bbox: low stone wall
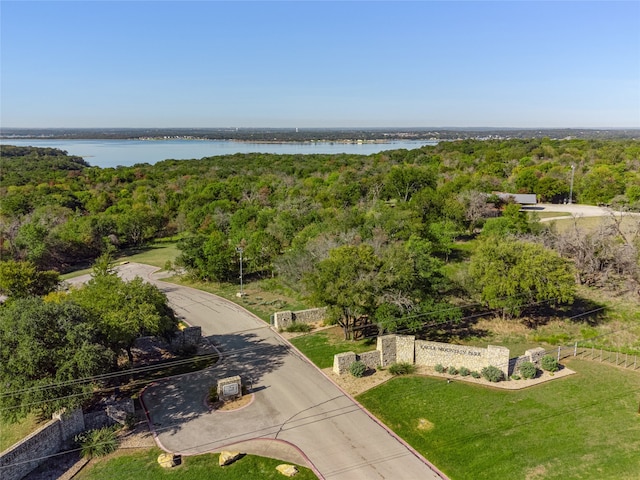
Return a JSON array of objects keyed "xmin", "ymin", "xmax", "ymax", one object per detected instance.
[
  {"xmin": 415, "ymin": 341, "xmax": 510, "ymax": 378},
  {"xmin": 358, "ymin": 351, "xmax": 382, "ymax": 371},
  {"xmin": 510, "ymin": 347, "xmax": 547, "ymax": 376},
  {"xmin": 169, "ymin": 326, "xmax": 202, "ymax": 350},
  {"xmin": 334, "ymin": 335, "xmax": 512, "ymax": 378},
  {"xmin": 333, "ymin": 350, "xmax": 382, "ymax": 375},
  {"xmin": 84, "ymin": 398, "xmax": 135, "ymax": 430},
  {"xmin": 273, "ymin": 307, "xmax": 327, "ymax": 330},
  {"xmin": 0, "ymin": 399, "xmax": 134, "ymax": 480}
]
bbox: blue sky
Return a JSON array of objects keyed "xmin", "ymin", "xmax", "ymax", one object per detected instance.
[{"xmin": 1, "ymin": 1, "xmax": 639, "ymax": 128}]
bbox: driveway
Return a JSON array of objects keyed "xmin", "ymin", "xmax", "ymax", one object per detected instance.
[
  {"xmin": 106, "ymin": 263, "xmax": 446, "ymax": 480},
  {"xmin": 523, "ymin": 202, "xmax": 638, "ymax": 222}
]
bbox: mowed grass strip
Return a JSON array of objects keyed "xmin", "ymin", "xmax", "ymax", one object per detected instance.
[
  {"xmin": 290, "ymin": 327, "xmax": 377, "ymax": 369},
  {"xmin": 357, "ymin": 359, "xmax": 640, "ymax": 480},
  {"xmin": 75, "ymin": 448, "xmax": 318, "ymax": 480}
]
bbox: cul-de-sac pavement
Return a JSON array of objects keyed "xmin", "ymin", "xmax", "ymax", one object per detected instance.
[{"xmin": 110, "ymin": 263, "xmax": 447, "ymax": 480}]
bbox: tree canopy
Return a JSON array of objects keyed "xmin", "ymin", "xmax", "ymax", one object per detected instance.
[
  {"xmin": 469, "ymin": 238, "xmax": 576, "ymax": 317},
  {"xmin": 0, "ymin": 297, "xmax": 114, "ymax": 422}
]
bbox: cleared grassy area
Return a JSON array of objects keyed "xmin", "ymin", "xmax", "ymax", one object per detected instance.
[
  {"xmin": 290, "ymin": 326, "xmax": 378, "ymax": 369},
  {"xmin": 531, "ymin": 211, "xmax": 572, "ymax": 219},
  {"xmin": 166, "ymin": 276, "xmax": 309, "ymax": 323},
  {"xmin": 549, "ymin": 214, "xmax": 639, "ymax": 233},
  {"xmin": 75, "ymin": 448, "xmax": 317, "ymax": 480},
  {"xmin": 0, "ymin": 413, "xmax": 46, "ymax": 452},
  {"xmin": 357, "ymin": 359, "xmax": 640, "ymax": 480},
  {"xmin": 119, "ymin": 243, "xmax": 180, "ymax": 268}
]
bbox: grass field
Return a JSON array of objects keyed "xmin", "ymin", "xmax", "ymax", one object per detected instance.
[
  {"xmin": 74, "ymin": 448, "xmax": 317, "ymax": 480},
  {"xmin": 290, "ymin": 327, "xmax": 378, "ymax": 369},
  {"xmin": 0, "ymin": 413, "xmax": 46, "ymax": 452},
  {"xmin": 167, "ymin": 276, "xmax": 309, "ymax": 323},
  {"xmin": 357, "ymin": 358, "xmax": 640, "ymax": 480}
]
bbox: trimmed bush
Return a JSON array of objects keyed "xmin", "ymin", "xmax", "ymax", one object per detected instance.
[
  {"xmin": 481, "ymin": 365, "xmax": 504, "ymax": 383},
  {"xmin": 284, "ymin": 322, "xmax": 312, "ymax": 333},
  {"xmin": 389, "ymin": 362, "xmax": 416, "ymax": 376},
  {"xmin": 519, "ymin": 361, "xmax": 538, "ymax": 379},
  {"xmin": 349, "ymin": 360, "xmax": 367, "ymax": 378},
  {"xmin": 511, "ymin": 374, "xmax": 521, "ymax": 380},
  {"xmin": 75, "ymin": 426, "xmax": 118, "ymax": 458},
  {"xmin": 434, "ymin": 364, "xmax": 445, "ymax": 373},
  {"xmin": 459, "ymin": 367, "xmax": 470, "ymax": 377},
  {"xmin": 447, "ymin": 366, "xmax": 458, "ymax": 375},
  {"xmin": 541, "ymin": 355, "xmax": 559, "ymax": 372},
  {"xmin": 471, "ymin": 371, "xmax": 481, "ymax": 379}
]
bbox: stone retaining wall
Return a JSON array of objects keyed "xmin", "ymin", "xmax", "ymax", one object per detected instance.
[
  {"xmin": 273, "ymin": 307, "xmax": 327, "ymax": 330},
  {"xmin": 0, "ymin": 399, "xmax": 134, "ymax": 480},
  {"xmin": 0, "ymin": 410, "xmax": 83, "ymax": 480},
  {"xmin": 333, "ymin": 350, "xmax": 382, "ymax": 375}
]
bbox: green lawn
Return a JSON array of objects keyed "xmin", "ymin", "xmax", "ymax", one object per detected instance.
[
  {"xmin": 290, "ymin": 327, "xmax": 378, "ymax": 369},
  {"xmin": 0, "ymin": 413, "xmax": 46, "ymax": 452},
  {"xmin": 75, "ymin": 448, "xmax": 317, "ymax": 480},
  {"xmin": 357, "ymin": 359, "xmax": 640, "ymax": 480}
]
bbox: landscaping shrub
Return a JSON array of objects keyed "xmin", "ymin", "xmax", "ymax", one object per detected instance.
[
  {"xmin": 208, "ymin": 386, "xmax": 218, "ymax": 404},
  {"xmin": 511, "ymin": 374, "xmax": 521, "ymax": 380},
  {"xmin": 284, "ymin": 322, "xmax": 312, "ymax": 333},
  {"xmin": 459, "ymin": 367, "xmax": 470, "ymax": 377},
  {"xmin": 541, "ymin": 355, "xmax": 559, "ymax": 372},
  {"xmin": 75, "ymin": 426, "xmax": 118, "ymax": 458},
  {"xmin": 389, "ymin": 362, "xmax": 416, "ymax": 376},
  {"xmin": 481, "ymin": 365, "xmax": 504, "ymax": 382},
  {"xmin": 518, "ymin": 361, "xmax": 538, "ymax": 379},
  {"xmin": 434, "ymin": 364, "xmax": 445, "ymax": 373},
  {"xmin": 447, "ymin": 366, "xmax": 458, "ymax": 375},
  {"xmin": 471, "ymin": 371, "xmax": 481, "ymax": 378},
  {"xmin": 349, "ymin": 360, "xmax": 367, "ymax": 378}
]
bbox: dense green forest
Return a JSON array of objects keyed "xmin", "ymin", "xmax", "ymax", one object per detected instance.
[
  {"xmin": 1, "ymin": 138, "xmax": 639, "ymax": 419},
  {"xmin": 1, "ymin": 139, "xmax": 638, "ymax": 271}
]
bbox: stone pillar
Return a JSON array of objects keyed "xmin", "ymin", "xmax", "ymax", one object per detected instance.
[
  {"xmin": 333, "ymin": 352, "xmax": 357, "ymax": 375},
  {"xmin": 377, "ymin": 335, "xmax": 397, "ymax": 367}
]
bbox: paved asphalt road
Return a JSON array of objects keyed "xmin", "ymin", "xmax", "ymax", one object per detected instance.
[{"xmin": 74, "ymin": 264, "xmax": 446, "ymax": 480}]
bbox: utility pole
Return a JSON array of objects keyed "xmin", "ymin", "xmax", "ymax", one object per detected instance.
[
  {"xmin": 569, "ymin": 164, "xmax": 575, "ymax": 204},
  {"xmin": 236, "ymin": 246, "xmax": 244, "ymax": 296}
]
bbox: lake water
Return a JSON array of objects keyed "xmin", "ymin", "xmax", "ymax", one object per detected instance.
[{"xmin": 1, "ymin": 138, "xmax": 437, "ymax": 169}]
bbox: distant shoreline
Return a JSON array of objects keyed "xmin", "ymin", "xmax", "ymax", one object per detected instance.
[{"xmin": 2, "ymin": 127, "xmax": 638, "ymax": 142}]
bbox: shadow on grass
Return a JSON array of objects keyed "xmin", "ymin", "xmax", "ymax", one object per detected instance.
[
  {"xmin": 520, "ymin": 295, "xmax": 607, "ymax": 328},
  {"xmin": 419, "ymin": 316, "xmax": 490, "ymax": 343}
]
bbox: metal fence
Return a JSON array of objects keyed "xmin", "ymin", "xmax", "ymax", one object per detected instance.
[{"xmin": 548, "ymin": 344, "xmax": 640, "ymax": 371}]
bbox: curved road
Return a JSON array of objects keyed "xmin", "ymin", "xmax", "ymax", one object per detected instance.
[{"xmin": 103, "ymin": 264, "xmax": 446, "ymax": 480}]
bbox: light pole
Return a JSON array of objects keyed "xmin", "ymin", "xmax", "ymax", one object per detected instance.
[
  {"xmin": 236, "ymin": 246, "xmax": 244, "ymax": 296},
  {"xmin": 569, "ymin": 164, "xmax": 575, "ymax": 204}
]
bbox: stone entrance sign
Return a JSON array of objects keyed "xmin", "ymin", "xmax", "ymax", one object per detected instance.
[
  {"xmin": 217, "ymin": 376, "xmax": 242, "ymax": 401},
  {"xmin": 334, "ymin": 334, "xmax": 511, "ymax": 378}
]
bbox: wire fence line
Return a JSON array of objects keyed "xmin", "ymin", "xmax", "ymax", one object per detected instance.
[{"xmin": 547, "ymin": 343, "xmax": 640, "ymax": 371}]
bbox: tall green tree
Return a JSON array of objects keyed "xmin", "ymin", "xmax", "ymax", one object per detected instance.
[
  {"xmin": 305, "ymin": 245, "xmax": 381, "ymax": 339},
  {"xmin": 0, "ymin": 259, "xmax": 59, "ymax": 298},
  {"xmin": 469, "ymin": 239, "xmax": 575, "ymax": 317},
  {"xmin": 0, "ymin": 298, "xmax": 114, "ymax": 422},
  {"xmin": 177, "ymin": 231, "xmax": 234, "ymax": 281},
  {"xmin": 69, "ymin": 274, "xmax": 176, "ymax": 363}
]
